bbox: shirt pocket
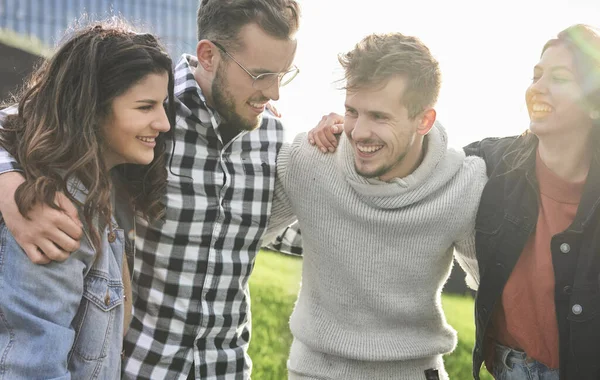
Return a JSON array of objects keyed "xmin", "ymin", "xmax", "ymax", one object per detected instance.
[
  {"xmin": 567, "ymin": 290, "xmax": 600, "ymax": 371},
  {"xmin": 70, "ymin": 272, "xmax": 123, "ymax": 361}
]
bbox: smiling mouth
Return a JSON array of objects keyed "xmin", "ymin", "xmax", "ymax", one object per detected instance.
[
  {"xmin": 356, "ymin": 143, "xmax": 384, "ymax": 154},
  {"xmin": 137, "ymin": 136, "xmax": 156, "ymax": 143},
  {"xmin": 248, "ymin": 102, "xmax": 267, "ymax": 112},
  {"xmin": 530, "ymin": 102, "xmax": 553, "ymax": 119}
]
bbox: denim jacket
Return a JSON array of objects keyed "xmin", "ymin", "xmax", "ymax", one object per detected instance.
[
  {"xmin": 465, "ymin": 136, "xmax": 600, "ymax": 380},
  {"xmin": 0, "ymin": 178, "xmax": 126, "ymax": 380}
]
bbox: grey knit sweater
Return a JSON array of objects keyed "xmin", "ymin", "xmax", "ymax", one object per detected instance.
[{"xmin": 266, "ymin": 122, "xmax": 487, "ymax": 379}]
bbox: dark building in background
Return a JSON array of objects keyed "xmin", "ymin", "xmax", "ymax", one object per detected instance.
[
  {"xmin": 0, "ymin": 0, "xmax": 198, "ymax": 58},
  {"xmin": 0, "ymin": 43, "xmax": 40, "ymax": 100}
]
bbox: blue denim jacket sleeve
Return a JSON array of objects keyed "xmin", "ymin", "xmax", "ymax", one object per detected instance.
[
  {"xmin": 0, "ymin": 106, "xmax": 23, "ymax": 174},
  {"xmin": 0, "ymin": 222, "xmax": 96, "ymax": 380}
]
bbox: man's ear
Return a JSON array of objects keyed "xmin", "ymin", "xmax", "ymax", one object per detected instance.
[
  {"xmin": 416, "ymin": 108, "xmax": 436, "ymax": 136},
  {"xmin": 196, "ymin": 40, "xmax": 219, "ymax": 72}
]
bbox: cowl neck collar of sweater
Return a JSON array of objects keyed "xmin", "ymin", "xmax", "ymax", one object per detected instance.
[{"xmin": 336, "ymin": 121, "xmax": 464, "ymax": 209}]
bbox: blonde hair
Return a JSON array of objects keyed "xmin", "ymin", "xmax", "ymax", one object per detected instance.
[{"xmin": 338, "ymin": 33, "xmax": 441, "ymax": 119}]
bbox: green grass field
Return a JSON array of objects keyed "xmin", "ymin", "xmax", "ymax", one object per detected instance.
[{"xmin": 248, "ymin": 249, "xmax": 493, "ymax": 380}]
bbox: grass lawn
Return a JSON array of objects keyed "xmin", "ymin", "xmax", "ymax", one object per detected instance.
[{"xmin": 249, "ymin": 249, "xmax": 493, "ymax": 379}]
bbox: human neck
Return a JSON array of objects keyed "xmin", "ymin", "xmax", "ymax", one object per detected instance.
[
  {"xmin": 537, "ymin": 131, "xmax": 592, "ymax": 183},
  {"xmin": 379, "ymin": 136, "xmax": 426, "ymax": 182},
  {"xmin": 192, "ymin": 63, "xmax": 215, "ymax": 108}
]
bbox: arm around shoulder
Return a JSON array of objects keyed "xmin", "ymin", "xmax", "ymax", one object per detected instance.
[
  {"xmin": 463, "ymin": 136, "xmax": 519, "ymax": 176},
  {"xmin": 263, "ymin": 142, "xmax": 297, "ymax": 244},
  {"xmin": 453, "ymin": 156, "xmax": 488, "ymax": 290}
]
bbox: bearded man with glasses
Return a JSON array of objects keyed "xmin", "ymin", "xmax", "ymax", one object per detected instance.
[{"xmin": 208, "ymin": 40, "xmax": 299, "ymax": 142}]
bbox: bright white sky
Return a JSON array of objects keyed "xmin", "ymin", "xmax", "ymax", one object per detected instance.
[{"xmin": 275, "ymin": 0, "xmax": 600, "ymax": 148}]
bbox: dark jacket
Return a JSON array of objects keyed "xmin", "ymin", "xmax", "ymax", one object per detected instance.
[{"xmin": 464, "ymin": 135, "xmax": 600, "ymax": 380}]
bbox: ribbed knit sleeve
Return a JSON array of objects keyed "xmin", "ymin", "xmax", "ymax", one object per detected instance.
[
  {"xmin": 262, "ymin": 142, "xmax": 297, "ymax": 244},
  {"xmin": 453, "ymin": 156, "xmax": 487, "ymax": 290}
]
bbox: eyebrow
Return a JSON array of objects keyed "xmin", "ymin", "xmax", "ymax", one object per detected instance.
[
  {"xmin": 534, "ymin": 65, "xmax": 574, "ymax": 74},
  {"xmin": 369, "ymin": 110, "xmax": 393, "ymax": 119},
  {"xmin": 344, "ymin": 105, "xmax": 393, "ymax": 118},
  {"xmin": 135, "ymin": 99, "xmax": 159, "ymax": 104}
]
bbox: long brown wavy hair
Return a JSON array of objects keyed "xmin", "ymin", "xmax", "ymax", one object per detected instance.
[
  {"xmin": 504, "ymin": 24, "xmax": 600, "ymax": 172},
  {"xmin": 0, "ymin": 18, "xmax": 176, "ymax": 248}
]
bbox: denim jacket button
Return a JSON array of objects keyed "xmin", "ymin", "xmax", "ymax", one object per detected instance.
[
  {"xmin": 108, "ymin": 231, "xmax": 116, "ymax": 243},
  {"xmin": 560, "ymin": 243, "xmax": 571, "ymax": 254},
  {"xmin": 572, "ymin": 304, "xmax": 583, "ymax": 315},
  {"xmin": 104, "ymin": 290, "xmax": 111, "ymax": 306}
]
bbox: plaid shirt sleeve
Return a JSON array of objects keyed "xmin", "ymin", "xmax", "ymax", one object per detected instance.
[{"xmin": 0, "ymin": 106, "xmax": 23, "ymax": 174}]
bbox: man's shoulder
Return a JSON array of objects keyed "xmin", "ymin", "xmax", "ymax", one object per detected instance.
[
  {"xmin": 289, "ymin": 132, "xmax": 336, "ymax": 162},
  {"xmin": 441, "ymin": 146, "xmax": 486, "ymax": 184},
  {"xmin": 278, "ymin": 132, "xmax": 335, "ymax": 172},
  {"xmin": 461, "ymin": 154, "xmax": 488, "ymax": 184}
]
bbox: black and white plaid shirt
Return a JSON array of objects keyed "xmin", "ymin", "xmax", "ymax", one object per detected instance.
[{"xmin": 121, "ymin": 54, "xmax": 285, "ymax": 379}]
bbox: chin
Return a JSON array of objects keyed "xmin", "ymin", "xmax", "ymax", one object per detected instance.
[
  {"xmin": 240, "ymin": 115, "xmax": 263, "ymax": 132},
  {"xmin": 354, "ymin": 163, "xmax": 378, "ymax": 179},
  {"xmin": 131, "ymin": 155, "xmax": 155, "ymax": 166},
  {"xmin": 529, "ymin": 120, "xmax": 556, "ymax": 137}
]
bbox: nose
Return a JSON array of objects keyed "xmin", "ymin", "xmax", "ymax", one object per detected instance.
[
  {"xmin": 350, "ymin": 116, "xmax": 371, "ymax": 141},
  {"xmin": 528, "ymin": 75, "xmax": 549, "ymax": 96},
  {"xmin": 153, "ymin": 107, "xmax": 171, "ymax": 133},
  {"xmin": 261, "ymin": 81, "xmax": 281, "ymax": 101}
]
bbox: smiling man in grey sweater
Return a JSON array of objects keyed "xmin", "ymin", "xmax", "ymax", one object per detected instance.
[{"xmin": 265, "ymin": 33, "xmax": 487, "ymax": 379}]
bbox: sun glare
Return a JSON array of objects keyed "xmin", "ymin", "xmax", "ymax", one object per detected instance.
[{"xmin": 277, "ymin": 0, "xmax": 600, "ymax": 148}]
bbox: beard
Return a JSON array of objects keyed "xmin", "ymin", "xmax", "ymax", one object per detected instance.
[
  {"xmin": 211, "ymin": 65, "xmax": 264, "ymax": 136},
  {"xmin": 354, "ymin": 152, "xmax": 408, "ymax": 179},
  {"xmin": 352, "ymin": 132, "xmax": 415, "ymax": 180}
]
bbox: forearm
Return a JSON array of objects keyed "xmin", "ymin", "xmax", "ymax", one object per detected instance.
[
  {"xmin": 454, "ymin": 233, "xmax": 480, "ymax": 290},
  {"xmin": 262, "ymin": 175, "xmax": 297, "ymax": 244}
]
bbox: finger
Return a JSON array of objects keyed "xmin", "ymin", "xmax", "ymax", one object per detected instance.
[
  {"xmin": 308, "ymin": 131, "xmax": 315, "ymax": 145},
  {"xmin": 329, "ymin": 112, "xmax": 345, "ymax": 122},
  {"xmin": 313, "ymin": 131, "xmax": 333, "ymax": 153},
  {"xmin": 46, "ymin": 227, "xmax": 81, "ymax": 253},
  {"xmin": 22, "ymin": 244, "xmax": 51, "ymax": 264},
  {"xmin": 324, "ymin": 126, "xmax": 342, "ymax": 149},
  {"xmin": 52, "ymin": 210, "xmax": 84, "ymax": 241},
  {"xmin": 331, "ymin": 123, "xmax": 344, "ymax": 135},
  {"xmin": 266, "ymin": 103, "xmax": 281, "ymax": 117},
  {"xmin": 37, "ymin": 239, "xmax": 70, "ymax": 262},
  {"xmin": 56, "ymin": 192, "xmax": 83, "ymax": 228}
]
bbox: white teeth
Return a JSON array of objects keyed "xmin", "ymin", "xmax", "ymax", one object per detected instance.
[
  {"xmin": 249, "ymin": 102, "xmax": 267, "ymax": 109},
  {"xmin": 137, "ymin": 137, "xmax": 155, "ymax": 143},
  {"xmin": 357, "ymin": 144, "xmax": 383, "ymax": 153},
  {"xmin": 532, "ymin": 103, "xmax": 552, "ymax": 112}
]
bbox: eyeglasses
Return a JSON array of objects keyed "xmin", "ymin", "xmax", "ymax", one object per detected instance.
[{"xmin": 211, "ymin": 41, "xmax": 299, "ymax": 90}]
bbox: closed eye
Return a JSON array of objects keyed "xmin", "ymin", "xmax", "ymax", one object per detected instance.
[
  {"xmin": 370, "ymin": 112, "xmax": 388, "ymax": 121},
  {"xmin": 345, "ymin": 108, "xmax": 358, "ymax": 118}
]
